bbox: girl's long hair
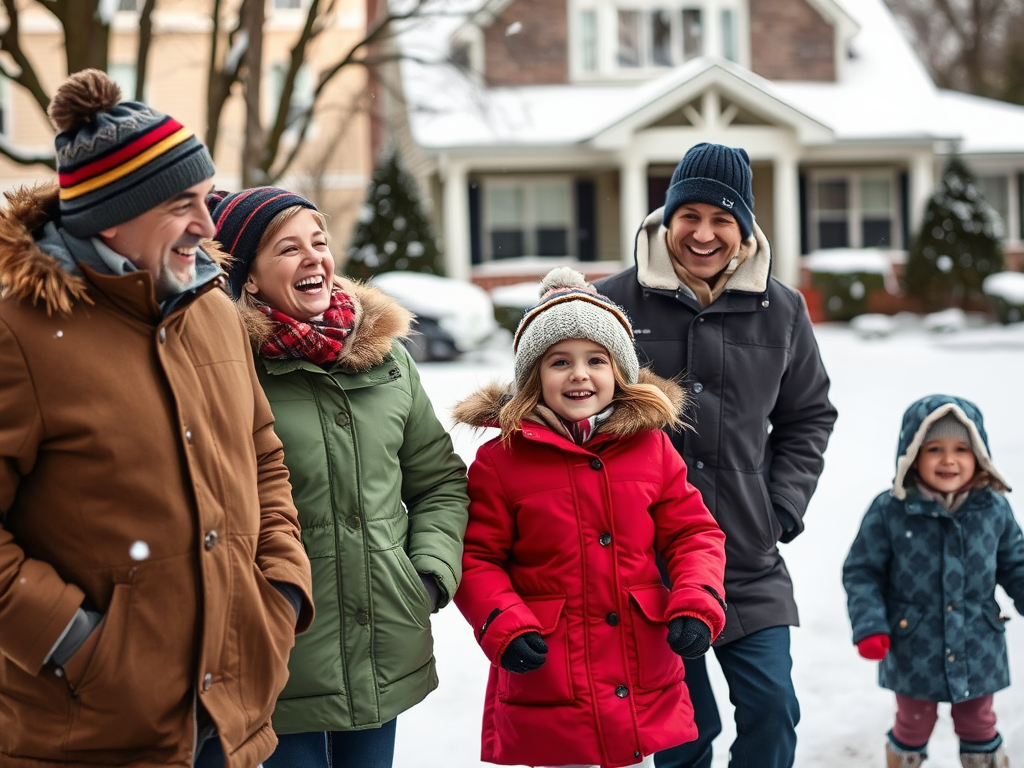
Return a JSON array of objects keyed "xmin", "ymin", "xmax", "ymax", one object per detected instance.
[{"xmin": 497, "ymin": 352, "xmax": 685, "ymax": 440}]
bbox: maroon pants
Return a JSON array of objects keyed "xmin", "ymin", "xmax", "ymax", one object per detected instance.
[{"xmin": 892, "ymin": 694, "xmax": 998, "ymax": 747}]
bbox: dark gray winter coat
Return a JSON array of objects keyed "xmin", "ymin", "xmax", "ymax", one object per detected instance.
[
  {"xmin": 597, "ymin": 209, "xmax": 837, "ymax": 645},
  {"xmin": 843, "ymin": 394, "xmax": 1023, "ymax": 703}
]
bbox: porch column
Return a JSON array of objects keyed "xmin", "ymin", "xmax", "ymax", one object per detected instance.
[
  {"xmin": 908, "ymin": 150, "xmax": 935, "ymax": 240},
  {"xmin": 771, "ymin": 151, "xmax": 800, "ymax": 287},
  {"xmin": 619, "ymin": 156, "xmax": 647, "ymax": 264},
  {"xmin": 440, "ymin": 157, "xmax": 470, "ymax": 282}
]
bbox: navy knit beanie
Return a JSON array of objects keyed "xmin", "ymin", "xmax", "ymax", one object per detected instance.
[
  {"xmin": 209, "ymin": 186, "xmax": 318, "ymax": 300},
  {"xmin": 662, "ymin": 142, "xmax": 754, "ymax": 240}
]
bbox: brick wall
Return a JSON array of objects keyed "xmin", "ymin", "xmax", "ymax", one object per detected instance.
[
  {"xmin": 484, "ymin": 0, "xmax": 569, "ymax": 86},
  {"xmin": 750, "ymin": 0, "xmax": 835, "ymax": 82}
]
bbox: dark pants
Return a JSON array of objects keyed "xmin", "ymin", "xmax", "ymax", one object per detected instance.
[
  {"xmin": 263, "ymin": 719, "xmax": 398, "ymax": 768},
  {"xmin": 655, "ymin": 626, "xmax": 799, "ymax": 768}
]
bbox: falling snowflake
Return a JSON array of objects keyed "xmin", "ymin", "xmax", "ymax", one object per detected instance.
[{"xmin": 130, "ymin": 541, "xmax": 151, "ymax": 561}]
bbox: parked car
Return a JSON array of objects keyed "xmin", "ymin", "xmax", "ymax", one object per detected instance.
[{"xmin": 370, "ymin": 271, "xmax": 498, "ymax": 362}]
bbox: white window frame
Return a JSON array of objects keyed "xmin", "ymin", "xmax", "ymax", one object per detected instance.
[
  {"xmin": 976, "ymin": 174, "xmax": 1011, "ymax": 240},
  {"xmin": 267, "ymin": 61, "xmax": 316, "ymax": 141},
  {"xmin": 807, "ymin": 169, "xmax": 902, "ymax": 251},
  {"xmin": 108, "ymin": 62, "xmax": 141, "ymax": 102},
  {"xmin": 568, "ymin": 0, "xmax": 747, "ymax": 81},
  {"xmin": 481, "ymin": 177, "xmax": 576, "ymax": 261}
]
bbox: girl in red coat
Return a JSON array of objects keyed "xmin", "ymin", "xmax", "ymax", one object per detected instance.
[{"xmin": 452, "ymin": 267, "xmax": 727, "ymax": 768}]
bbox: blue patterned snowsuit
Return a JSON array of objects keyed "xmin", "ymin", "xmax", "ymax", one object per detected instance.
[{"xmin": 843, "ymin": 394, "xmax": 1024, "ymax": 703}]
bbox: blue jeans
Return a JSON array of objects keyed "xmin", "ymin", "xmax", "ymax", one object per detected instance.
[
  {"xmin": 655, "ymin": 626, "xmax": 799, "ymax": 768},
  {"xmin": 192, "ymin": 736, "xmax": 264, "ymax": 768},
  {"xmin": 263, "ymin": 719, "xmax": 397, "ymax": 768}
]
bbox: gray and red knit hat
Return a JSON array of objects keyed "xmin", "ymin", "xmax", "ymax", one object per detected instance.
[
  {"xmin": 209, "ymin": 186, "xmax": 318, "ymax": 300},
  {"xmin": 513, "ymin": 267, "xmax": 639, "ymax": 390},
  {"xmin": 49, "ymin": 69, "xmax": 215, "ymax": 238}
]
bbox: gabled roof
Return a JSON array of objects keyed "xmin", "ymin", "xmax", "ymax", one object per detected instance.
[
  {"xmin": 587, "ymin": 58, "xmax": 833, "ymax": 149},
  {"xmin": 395, "ymin": 0, "xmax": 1024, "ymax": 156}
]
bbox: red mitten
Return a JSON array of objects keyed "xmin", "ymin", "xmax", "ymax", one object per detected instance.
[{"xmin": 856, "ymin": 634, "xmax": 890, "ymax": 660}]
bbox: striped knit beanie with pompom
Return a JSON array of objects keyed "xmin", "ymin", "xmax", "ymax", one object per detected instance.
[
  {"xmin": 513, "ymin": 266, "xmax": 639, "ymax": 390},
  {"xmin": 49, "ymin": 69, "xmax": 215, "ymax": 238}
]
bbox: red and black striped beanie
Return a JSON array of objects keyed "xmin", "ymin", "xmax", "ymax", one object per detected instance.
[
  {"xmin": 49, "ymin": 69, "xmax": 215, "ymax": 238},
  {"xmin": 209, "ymin": 186, "xmax": 318, "ymax": 300}
]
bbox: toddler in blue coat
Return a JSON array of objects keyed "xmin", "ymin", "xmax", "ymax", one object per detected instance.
[{"xmin": 843, "ymin": 394, "xmax": 1023, "ymax": 768}]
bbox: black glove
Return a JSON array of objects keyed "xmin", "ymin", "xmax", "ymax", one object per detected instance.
[
  {"xmin": 500, "ymin": 631, "xmax": 548, "ymax": 673},
  {"xmin": 667, "ymin": 616, "xmax": 712, "ymax": 659}
]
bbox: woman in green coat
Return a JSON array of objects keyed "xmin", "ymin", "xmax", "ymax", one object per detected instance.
[{"xmin": 209, "ymin": 187, "xmax": 469, "ymax": 768}]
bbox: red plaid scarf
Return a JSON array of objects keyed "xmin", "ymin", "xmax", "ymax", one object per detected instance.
[{"xmin": 257, "ymin": 287, "xmax": 357, "ymax": 364}]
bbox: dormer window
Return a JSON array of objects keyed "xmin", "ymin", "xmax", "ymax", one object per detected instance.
[{"xmin": 571, "ymin": 0, "xmax": 744, "ymax": 79}]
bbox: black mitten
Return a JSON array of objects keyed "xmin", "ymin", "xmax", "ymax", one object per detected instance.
[
  {"xmin": 500, "ymin": 631, "xmax": 548, "ymax": 673},
  {"xmin": 667, "ymin": 616, "xmax": 712, "ymax": 659}
]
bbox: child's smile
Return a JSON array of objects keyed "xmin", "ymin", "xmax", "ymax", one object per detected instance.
[
  {"xmin": 539, "ymin": 339, "xmax": 616, "ymax": 423},
  {"xmin": 914, "ymin": 436, "xmax": 977, "ymax": 494}
]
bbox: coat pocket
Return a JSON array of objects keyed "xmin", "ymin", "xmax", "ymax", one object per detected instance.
[
  {"xmin": 498, "ymin": 596, "xmax": 574, "ymax": 705},
  {"xmin": 370, "ymin": 546, "xmax": 434, "ymax": 685},
  {"xmin": 63, "ymin": 582, "xmax": 170, "ymax": 752},
  {"xmin": 629, "ymin": 585, "xmax": 685, "ymax": 691}
]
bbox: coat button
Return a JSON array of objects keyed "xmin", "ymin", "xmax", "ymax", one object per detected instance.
[
  {"xmin": 158, "ymin": 327, "xmax": 167, "ymax": 343},
  {"xmin": 599, "ymin": 533, "xmax": 612, "ymax": 547},
  {"xmin": 693, "ymin": 383, "xmax": 703, "ymax": 393},
  {"xmin": 590, "ymin": 458, "xmax": 603, "ymax": 470},
  {"xmin": 204, "ymin": 530, "xmax": 218, "ymax": 550},
  {"xmin": 947, "ymin": 603, "xmax": 954, "ymax": 612},
  {"xmin": 634, "ymin": 752, "xmax": 641, "ymax": 759},
  {"xmin": 335, "ymin": 412, "xmax": 350, "ymax": 427},
  {"xmin": 898, "ymin": 618, "xmax": 908, "ymax": 629},
  {"xmin": 348, "ymin": 515, "xmax": 361, "ymax": 530},
  {"xmin": 606, "ymin": 612, "xmax": 619, "ymax": 626},
  {"xmin": 355, "ymin": 610, "xmax": 369, "ymax": 625},
  {"xmin": 185, "ymin": 429, "xmax": 193, "ymax": 444},
  {"xmin": 615, "ymin": 685, "xmax": 629, "ymax": 698},
  {"xmin": 948, "ymin": 654, "xmax": 956, "ymax": 662},
  {"xmin": 695, "ymin": 461, "xmax": 704, "ymax": 469},
  {"xmin": 202, "ymin": 673, "xmax": 212, "ymax": 692}
]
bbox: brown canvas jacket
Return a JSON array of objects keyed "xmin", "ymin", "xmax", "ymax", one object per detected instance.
[{"xmin": 0, "ymin": 184, "xmax": 313, "ymax": 768}]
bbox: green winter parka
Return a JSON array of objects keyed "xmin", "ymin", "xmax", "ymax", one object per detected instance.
[{"xmin": 242, "ymin": 278, "xmax": 469, "ymax": 733}]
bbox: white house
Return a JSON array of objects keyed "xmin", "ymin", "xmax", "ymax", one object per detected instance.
[{"xmin": 393, "ymin": 0, "xmax": 1024, "ymax": 289}]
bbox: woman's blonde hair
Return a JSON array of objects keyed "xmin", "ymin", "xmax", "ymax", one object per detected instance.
[{"xmin": 497, "ymin": 350, "xmax": 684, "ymax": 439}]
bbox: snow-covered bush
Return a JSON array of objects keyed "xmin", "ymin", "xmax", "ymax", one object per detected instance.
[
  {"xmin": 804, "ymin": 249, "xmax": 890, "ymax": 321},
  {"xmin": 983, "ymin": 270, "xmax": 1024, "ymax": 323},
  {"xmin": 904, "ymin": 155, "xmax": 1004, "ymax": 310},
  {"xmin": 345, "ymin": 147, "xmax": 443, "ymax": 281}
]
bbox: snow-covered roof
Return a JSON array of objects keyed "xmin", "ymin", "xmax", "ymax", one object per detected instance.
[{"xmin": 397, "ymin": 0, "xmax": 1024, "ymax": 156}]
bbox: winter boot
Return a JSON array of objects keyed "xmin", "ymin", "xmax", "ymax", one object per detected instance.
[
  {"xmin": 960, "ymin": 744, "xmax": 1009, "ymax": 768},
  {"xmin": 886, "ymin": 741, "xmax": 926, "ymax": 768}
]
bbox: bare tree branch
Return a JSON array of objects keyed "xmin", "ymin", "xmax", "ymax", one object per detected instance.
[
  {"xmin": 135, "ymin": 0, "xmax": 158, "ymax": 101},
  {"xmin": 0, "ymin": 0, "xmax": 51, "ymax": 115}
]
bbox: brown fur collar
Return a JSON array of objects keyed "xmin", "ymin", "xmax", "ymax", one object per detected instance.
[
  {"xmin": 452, "ymin": 368, "xmax": 689, "ymax": 437},
  {"xmin": 0, "ymin": 182, "xmax": 230, "ymax": 316},
  {"xmin": 239, "ymin": 275, "xmax": 412, "ymax": 373}
]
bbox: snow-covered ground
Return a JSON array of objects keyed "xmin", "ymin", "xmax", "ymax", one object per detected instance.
[{"xmin": 394, "ymin": 321, "xmax": 1024, "ymax": 768}]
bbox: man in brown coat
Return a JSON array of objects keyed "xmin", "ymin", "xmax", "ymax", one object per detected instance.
[{"xmin": 0, "ymin": 70, "xmax": 313, "ymax": 768}]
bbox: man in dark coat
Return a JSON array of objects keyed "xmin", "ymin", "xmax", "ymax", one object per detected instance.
[{"xmin": 597, "ymin": 143, "xmax": 837, "ymax": 768}]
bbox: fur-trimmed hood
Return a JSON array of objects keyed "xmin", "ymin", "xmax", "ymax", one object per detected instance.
[
  {"xmin": 452, "ymin": 367, "xmax": 688, "ymax": 437},
  {"xmin": 0, "ymin": 182, "xmax": 230, "ymax": 317},
  {"xmin": 634, "ymin": 205, "xmax": 771, "ymax": 297},
  {"xmin": 239, "ymin": 275, "xmax": 413, "ymax": 374}
]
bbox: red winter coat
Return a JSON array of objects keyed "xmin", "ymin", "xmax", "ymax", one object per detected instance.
[{"xmin": 452, "ymin": 372, "xmax": 726, "ymax": 768}]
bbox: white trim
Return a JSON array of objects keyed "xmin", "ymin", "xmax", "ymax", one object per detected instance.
[
  {"xmin": 588, "ymin": 59, "xmax": 833, "ymax": 149},
  {"xmin": 806, "ymin": 168, "xmax": 902, "ymax": 251}
]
